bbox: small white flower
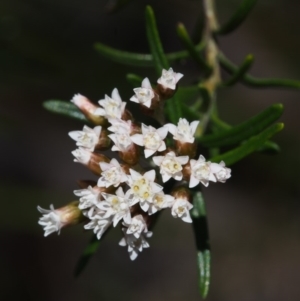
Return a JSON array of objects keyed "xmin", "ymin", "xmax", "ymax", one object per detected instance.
[
  {"xmin": 157, "ymin": 68, "xmax": 183, "ymax": 90},
  {"xmin": 189, "ymin": 155, "xmax": 216, "ymax": 188},
  {"xmin": 153, "ymin": 151, "xmax": 189, "ymax": 182},
  {"xmin": 94, "ymin": 88, "xmax": 126, "ymax": 119},
  {"xmin": 37, "ymin": 205, "xmax": 63, "ymax": 237},
  {"xmin": 108, "ymin": 130, "xmax": 133, "ymax": 152},
  {"xmin": 148, "ymin": 192, "xmax": 174, "ymax": 215},
  {"xmin": 73, "ymin": 186, "xmax": 101, "ymax": 210},
  {"xmin": 210, "ymin": 161, "xmax": 231, "ymax": 183},
  {"xmin": 126, "ymin": 169, "xmax": 163, "ymax": 212},
  {"xmin": 98, "ymin": 187, "xmax": 131, "ymax": 227},
  {"xmin": 68, "ymin": 125, "xmax": 102, "ymax": 151},
  {"xmin": 125, "ymin": 215, "xmax": 148, "ymax": 239},
  {"xmin": 84, "ymin": 215, "xmax": 112, "ymax": 240},
  {"xmin": 171, "ymin": 198, "xmax": 193, "ymax": 223},
  {"xmin": 71, "ymin": 148, "xmax": 91, "ymax": 164},
  {"xmin": 131, "ymin": 124, "xmax": 168, "ymax": 158},
  {"xmin": 130, "ymin": 78, "xmax": 154, "ymax": 108},
  {"xmin": 98, "ymin": 158, "xmax": 128, "ymax": 188},
  {"xmin": 107, "ymin": 118, "xmax": 132, "ymax": 134},
  {"xmin": 119, "ymin": 228, "xmax": 153, "ymax": 260},
  {"xmin": 167, "ymin": 118, "xmax": 199, "ymax": 143}
]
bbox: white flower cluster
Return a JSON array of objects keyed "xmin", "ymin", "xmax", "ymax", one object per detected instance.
[{"xmin": 37, "ymin": 68, "xmax": 231, "ymax": 261}]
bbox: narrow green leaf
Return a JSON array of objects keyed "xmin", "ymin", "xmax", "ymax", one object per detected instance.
[
  {"xmin": 43, "ymin": 100, "xmax": 88, "ymax": 122},
  {"xmin": 222, "ymin": 54, "xmax": 254, "ymax": 86},
  {"xmin": 256, "ymin": 140, "xmax": 280, "ymax": 154},
  {"xmin": 191, "ymin": 191, "xmax": 211, "ymax": 299},
  {"xmin": 126, "ymin": 73, "xmax": 143, "ymax": 87},
  {"xmin": 176, "ymin": 23, "xmax": 211, "ymax": 74},
  {"xmin": 210, "ymin": 123, "xmax": 284, "ymax": 166},
  {"xmin": 94, "ymin": 43, "xmax": 153, "ymax": 67},
  {"xmin": 145, "ymin": 5, "xmax": 169, "ymax": 75},
  {"xmin": 74, "ymin": 229, "xmax": 110, "ymax": 277},
  {"xmin": 74, "ymin": 235, "xmax": 100, "ymax": 277},
  {"xmin": 217, "ymin": 0, "xmax": 258, "ymax": 35},
  {"xmin": 219, "ymin": 52, "xmax": 300, "ymax": 89},
  {"xmin": 94, "ymin": 43, "xmax": 204, "ymax": 67},
  {"xmin": 199, "ymin": 103, "xmax": 284, "ymax": 147}
]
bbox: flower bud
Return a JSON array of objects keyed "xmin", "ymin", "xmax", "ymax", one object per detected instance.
[
  {"xmin": 71, "ymin": 94, "xmax": 107, "ymax": 126},
  {"xmin": 72, "ymin": 148, "xmax": 110, "ymax": 175},
  {"xmin": 37, "ymin": 201, "xmax": 85, "ymax": 237}
]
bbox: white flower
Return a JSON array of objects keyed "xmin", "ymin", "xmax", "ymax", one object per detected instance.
[
  {"xmin": 97, "ymin": 158, "xmax": 128, "ymax": 188},
  {"xmin": 71, "ymin": 148, "xmax": 91, "ymax": 164},
  {"xmin": 157, "ymin": 68, "xmax": 183, "ymax": 90},
  {"xmin": 153, "ymin": 151, "xmax": 189, "ymax": 182},
  {"xmin": 73, "ymin": 186, "xmax": 101, "ymax": 210},
  {"xmin": 130, "ymin": 78, "xmax": 154, "ymax": 108},
  {"xmin": 131, "ymin": 123, "xmax": 168, "ymax": 158},
  {"xmin": 108, "ymin": 129, "xmax": 133, "ymax": 152},
  {"xmin": 210, "ymin": 161, "xmax": 231, "ymax": 183},
  {"xmin": 171, "ymin": 198, "xmax": 193, "ymax": 223},
  {"xmin": 94, "ymin": 88, "xmax": 126, "ymax": 119},
  {"xmin": 98, "ymin": 187, "xmax": 131, "ymax": 227},
  {"xmin": 189, "ymin": 155, "xmax": 216, "ymax": 188},
  {"xmin": 107, "ymin": 118, "xmax": 132, "ymax": 134},
  {"xmin": 119, "ymin": 228, "xmax": 153, "ymax": 260},
  {"xmin": 126, "ymin": 169, "xmax": 163, "ymax": 212},
  {"xmin": 125, "ymin": 215, "xmax": 148, "ymax": 238},
  {"xmin": 148, "ymin": 191, "xmax": 174, "ymax": 215},
  {"xmin": 167, "ymin": 118, "xmax": 199, "ymax": 143},
  {"xmin": 84, "ymin": 215, "xmax": 112, "ymax": 240},
  {"xmin": 37, "ymin": 205, "xmax": 63, "ymax": 237},
  {"xmin": 68, "ymin": 125, "xmax": 102, "ymax": 151}
]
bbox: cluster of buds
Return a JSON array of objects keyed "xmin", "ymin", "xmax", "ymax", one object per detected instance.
[{"xmin": 38, "ymin": 68, "xmax": 231, "ymax": 260}]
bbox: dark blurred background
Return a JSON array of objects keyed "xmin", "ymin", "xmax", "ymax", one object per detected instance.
[{"xmin": 1, "ymin": 0, "xmax": 300, "ymax": 300}]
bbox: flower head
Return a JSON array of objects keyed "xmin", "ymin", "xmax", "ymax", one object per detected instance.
[
  {"xmin": 157, "ymin": 68, "xmax": 183, "ymax": 90},
  {"xmin": 94, "ymin": 88, "xmax": 126, "ymax": 119},
  {"xmin": 130, "ymin": 124, "xmax": 168, "ymax": 158},
  {"xmin": 73, "ymin": 186, "xmax": 102, "ymax": 210},
  {"xmin": 98, "ymin": 158, "xmax": 128, "ymax": 188},
  {"xmin": 126, "ymin": 169, "xmax": 163, "ymax": 212},
  {"xmin": 189, "ymin": 155, "xmax": 216, "ymax": 188},
  {"xmin": 149, "ymin": 191, "xmax": 174, "ymax": 215},
  {"xmin": 153, "ymin": 151, "xmax": 189, "ymax": 182},
  {"xmin": 119, "ymin": 228, "xmax": 153, "ymax": 260},
  {"xmin": 69, "ymin": 125, "xmax": 102, "ymax": 151},
  {"xmin": 130, "ymin": 78, "xmax": 154, "ymax": 108},
  {"xmin": 210, "ymin": 161, "xmax": 231, "ymax": 183},
  {"xmin": 167, "ymin": 118, "xmax": 199, "ymax": 143},
  {"xmin": 37, "ymin": 202, "xmax": 83, "ymax": 236},
  {"xmin": 171, "ymin": 198, "xmax": 193, "ymax": 223},
  {"xmin": 98, "ymin": 187, "xmax": 131, "ymax": 227},
  {"xmin": 125, "ymin": 215, "xmax": 148, "ymax": 238}
]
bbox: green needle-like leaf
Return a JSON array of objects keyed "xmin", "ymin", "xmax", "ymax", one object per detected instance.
[
  {"xmin": 191, "ymin": 191, "xmax": 211, "ymax": 299},
  {"xmin": 217, "ymin": 0, "xmax": 258, "ymax": 35},
  {"xmin": 145, "ymin": 5, "xmax": 169, "ymax": 75},
  {"xmin": 94, "ymin": 43, "xmax": 204, "ymax": 67},
  {"xmin": 176, "ymin": 23, "xmax": 211, "ymax": 74},
  {"xmin": 222, "ymin": 54, "xmax": 254, "ymax": 86},
  {"xmin": 43, "ymin": 100, "xmax": 88, "ymax": 122},
  {"xmin": 199, "ymin": 103, "xmax": 284, "ymax": 147},
  {"xmin": 210, "ymin": 123, "xmax": 284, "ymax": 166},
  {"xmin": 74, "ymin": 230, "xmax": 110, "ymax": 277},
  {"xmin": 94, "ymin": 43, "xmax": 153, "ymax": 67},
  {"xmin": 256, "ymin": 140, "xmax": 281, "ymax": 154},
  {"xmin": 219, "ymin": 53, "xmax": 300, "ymax": 89}
]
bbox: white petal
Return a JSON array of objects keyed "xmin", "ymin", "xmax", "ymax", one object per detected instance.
[
  {"xmin": 112, "ymin": 88, "xmax": 122, "ymax": 102},
  {"xmin": 142, "ymin": 77, "xmax": 152, "ymax": 89},
  {"xmin": 189, "ymin": 174, "xmax": 200, "ymax": 188},
  {"xmin": 182, "ymin": 213, "xmax": 192, "ymax": 223},
  {"xmin": 143, "ymin": 169, "xmax": 155, "ymax": 182},
  {"xmin": 144, "ymin": 149, "xmax": 155, "ymax": 158},
  {"xmin": 152, "ymin": 156, "xmax": 163, "ymax": 166},
  {"xmin": 130, "ymin": 134, "xmax": 144, "ymax": 146},
  {"xmin": 157, "ymin": 126, "xmax": 169, "ymax": 140}
]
